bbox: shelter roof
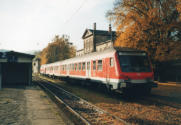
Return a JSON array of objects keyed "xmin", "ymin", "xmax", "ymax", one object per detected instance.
[{"xmin": 0, "ymin": 50, "xmax": 34, "ymax": 61}]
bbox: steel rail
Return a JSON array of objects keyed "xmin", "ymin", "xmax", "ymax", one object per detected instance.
[
  {"xmin": 37, "ymin": 81, "xmax": 91, "ymax": 125},
  {"xmin": 36, "ymin": 77, "xmax": 130, "ymax": 125}
]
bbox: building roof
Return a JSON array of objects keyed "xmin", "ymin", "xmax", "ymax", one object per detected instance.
[{"xmin": 82, "ymin": 29, "xmax": 116, "ymax": 39}]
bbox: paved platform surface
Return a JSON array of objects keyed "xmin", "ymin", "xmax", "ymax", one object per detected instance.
[{"xmin": 0, "ymin": 86, "xmax": 68, "ymax": 125}]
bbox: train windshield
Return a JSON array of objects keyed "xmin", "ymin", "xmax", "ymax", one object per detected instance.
[{"xmin": 118, "ymin": 54, "xmax": 151, "ymax": 72}]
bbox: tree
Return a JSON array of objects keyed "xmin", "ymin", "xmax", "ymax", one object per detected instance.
[
  {"xmin": 107, "ymin": 0, "xmax": 181, "ymax": 61},
  {"xmin": 40, "ymin": 35, "xmax": 76, "ymax": 64}
]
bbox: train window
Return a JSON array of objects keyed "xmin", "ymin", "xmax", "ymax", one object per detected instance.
[
  {"xmin": 110, "ymin": 58, "xmax": 114, "ymax": 67},
  {"xmin": 65, "ymin": 65, "xmax": 67, "ymax": 71},
  {"xmin": 68, "ymin": 64, "xmax": 70, "ymax": 70},
  {"xmin": 75, "ymin": 63, "xmax": 77, "ymax": 71},
  {"xmin": 79, "ymin": 63, "xmax": 81, "ymax": 71},
  {"xmin": 67, "ymin": 65, "xmax": 69, "ymax": 70},
  {"xmin": 82, "ymin": 62, "xmax": 85, "ymax": 71},
  {"xmin": 93, "ymin": 61, "xmax": 96, "ymax": 70},
  {"xmin": 98, "ymin": 60, "xmax": 102, "ymax": 71},
  {"xmin": 62, "ymin": 65, "xmax": 64, "ymax": 71},
  {"xmin": 71, "ymin": 64, "xmax": 73, "ymax": 70},
  {"xmin": 87, "ymin": 62, "xmax": 90, "ymax": 70},
  {"xmin": 72, "ymin": 64, "xmax": 74, "ymax": 70}
]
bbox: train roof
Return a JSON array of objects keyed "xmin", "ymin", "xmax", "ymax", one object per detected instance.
[
  {"xmin": 42, "ymin": 47, "xmax": 147, "ymax": 67},
  {"xmin": 50, "ymin": 47, "xmax": 116, "ymax": 66},
  {"xmin": 114, "ymin": 47, "xmax": 146, "ymax": 53}
]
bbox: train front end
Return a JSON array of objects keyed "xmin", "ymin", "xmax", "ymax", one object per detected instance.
[{"xmin": 116, "ymin": 49, "xmax": 157, "ymax": 94}]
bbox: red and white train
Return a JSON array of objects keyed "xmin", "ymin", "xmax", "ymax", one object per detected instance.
[{"xmin": 40, "ymin": 47, "xmax": 157, "ymax": 94}]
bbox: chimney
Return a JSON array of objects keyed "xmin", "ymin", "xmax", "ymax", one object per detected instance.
[
  {"xmin": 93, "ymin": 22, "xmax": 96, "ymax": 52},
  {"xmin": 93, "ymin": 22, "xmax": 96, "ymax": 30},
  {"xmin": 109, "ymin": 24, "xmax": 112, "ymax": 33}
]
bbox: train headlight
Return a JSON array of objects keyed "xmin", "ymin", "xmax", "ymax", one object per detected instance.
[{"xmin": 120, "ymin": 82, "xmax": 126, "ymax": 88}]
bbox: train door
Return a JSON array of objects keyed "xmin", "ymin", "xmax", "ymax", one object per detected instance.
[
  {"xmin": 106, "ymin": 58, "xmax": 111, "ymax": 83},
  {"xmin": 86, "ymin": 61, "xmax": 91, "ymax": 78}
]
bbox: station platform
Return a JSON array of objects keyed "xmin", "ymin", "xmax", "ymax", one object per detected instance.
[
  {"xmin": 0, "ymin": 85, "xmax": 71, "ymax": 125},
  {"xmin": 156, "ymin": 81, "xmax": 181, "ymax": 86}
]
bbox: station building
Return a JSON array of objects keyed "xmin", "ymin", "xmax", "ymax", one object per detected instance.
[
  {"xmin": 76, "ymin": 23, "xmax": 117, "ymax": 56},
  {"xmin": 0, "ymin": 50, "xmax": 34, "ymax": 89}
]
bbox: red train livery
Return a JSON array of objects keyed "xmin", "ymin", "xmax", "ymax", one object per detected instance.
[{"xmin": 40, "ymin": 47, "xmax": 157, "ymax": 93}]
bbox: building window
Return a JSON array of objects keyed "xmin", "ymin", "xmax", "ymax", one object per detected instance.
[
  {"xmin": 82, "ymin": 62, "xmax": 85, "ymax": 71},
  {"xmin": 93, "ymin": 61, "xmax": 96, "ymax": 70},
  {"xmin": 97, "ymin": 60, "xmax": 102, "ymax": 71},
  {"xmin": 110, "ymin": 58, "xmax": 114, "ymax": 67}
]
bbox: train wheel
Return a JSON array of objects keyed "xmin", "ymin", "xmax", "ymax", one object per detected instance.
[
  {"xmin": 143, "ymin": 88, "xmax": 151, "ymax": 95},
  {"xmin": 106, "ymin": 84, "xmax": 112, "ymax": 94},
  {"xmin": 122, "ymin": 89, "xmax": 132, "ymax": 96}
]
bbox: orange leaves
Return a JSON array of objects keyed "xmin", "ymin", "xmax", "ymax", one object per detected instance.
[
  {"xmin": 110, "ymin": 0, "xmax": 181, "ymax": 62},
  {"xmin": 40, "ymin": 35, "xmax": 76, "ymax": 64},
  {"xmin": 176, "ymin": 0, "xmax": 181, "ymax": 20}
]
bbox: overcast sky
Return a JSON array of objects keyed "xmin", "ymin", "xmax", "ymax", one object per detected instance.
[{"xmin": 0, "ymin": 0, "xmax": 114, "ymax": 53}]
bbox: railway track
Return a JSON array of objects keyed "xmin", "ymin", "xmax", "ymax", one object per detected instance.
[
  {"xmin": 35, "ymin": 77, "xmax": 129, "ymax": 125},
  {"xmin": 34, "ymin": 76, "xmax": 181, "ymax": 125}
]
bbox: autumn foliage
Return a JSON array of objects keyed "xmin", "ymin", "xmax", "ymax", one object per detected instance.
[
  {"xmin": 40, "ymin": 35, "xmax": 76, "ymax": 65},
  {"xmin": 108, "ymin": 0, "xmax": 181, "ymax": 62}
]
